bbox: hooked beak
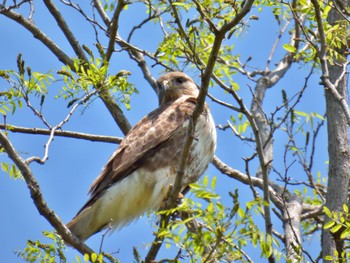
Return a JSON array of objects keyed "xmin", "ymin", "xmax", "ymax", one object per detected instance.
[
  {"xmin": 157, "ymin": 80, "xmax": 170, "ymax": 105},
  {"xmin": 157, "ymin": 80, "xmax": 169, "ymax": 92}
]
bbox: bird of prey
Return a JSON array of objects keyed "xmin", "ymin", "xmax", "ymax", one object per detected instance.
[{"xmin": 67, "ymin": 72, "xmax": 217, "ymax": 241}]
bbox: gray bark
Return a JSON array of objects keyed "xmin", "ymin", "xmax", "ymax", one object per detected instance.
[
  {"xmin": 250, "ymin": 53, "xmax": 303, "ymax": 261},
  {"xmin": 283, "ymin": 193, "xmax": 303, "ymax": 262},
  {"xmin": 322, "ymin": 0, "xmax": 350, "ymax": 260}
]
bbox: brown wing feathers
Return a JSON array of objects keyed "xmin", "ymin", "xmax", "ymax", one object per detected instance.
[{"xmin": 75, "ymin": 97, "xmax": 197, "ymax": 215}]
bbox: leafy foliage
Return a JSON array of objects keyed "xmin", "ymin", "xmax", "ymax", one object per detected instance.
[
  {"xmin": 17, "ymin": 231, "xmax": 66, "ymax": 263},
  {"xmin": 0, "ymin": 55, "xmax": 52, "ymax": 115},
  {"xmin": 57, "ymin": 58, "xmax": 137, "ymax": 110},
  {"xmin": 323, "ymin": 205, "xmax": 350, "ymax": 261},
  {"xmin": 0, "ymin": 0, "xmax": 348, "ymax": 261},
  {"xmin": 1, "ymin": 162, "xmax": 22, "ymax": 179},
  {"xmin": 157, "ymin": 176, "xmax": 283, "ymax": 262}
]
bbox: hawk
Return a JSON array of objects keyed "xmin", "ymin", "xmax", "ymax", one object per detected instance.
[{"xmin": 67, "ymin": 72, "xmax": 217, "ymax": 241}]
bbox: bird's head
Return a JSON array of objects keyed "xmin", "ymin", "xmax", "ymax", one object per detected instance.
[{"xmin": 157, "ymin": 72, "xmax": 199, "ymax": 106}]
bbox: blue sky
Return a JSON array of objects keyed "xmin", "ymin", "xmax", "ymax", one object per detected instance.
[{"xmin": 0, "ymin": 1, "xmax": 329, "ymax": 262}]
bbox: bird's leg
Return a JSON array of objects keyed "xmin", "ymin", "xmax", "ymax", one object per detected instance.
[
  {"xmin": 160, "ymin": 184, "xmax": 174, "ymax": 210},
  {"xmin": 161, "ymin": 184, "xmax": 185, "ymax": 209}
]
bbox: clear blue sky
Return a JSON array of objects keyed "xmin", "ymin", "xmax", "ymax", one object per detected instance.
[{"xmin": 0, "ymin": 2, "xmax": 328, "ymax": 262}]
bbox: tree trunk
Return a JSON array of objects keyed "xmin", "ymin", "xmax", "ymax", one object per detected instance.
[{"xmin": 322, "ymin": 1, "xmax": 350, "ymax": 260}]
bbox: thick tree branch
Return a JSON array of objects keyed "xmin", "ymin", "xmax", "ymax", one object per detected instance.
[
  {"xmin": 282, "ymin": 193, "xmax": 303, "ymax": 262},
  {"xmin": 310, "ymin": 0, "xmax": 350, "ymax": 126},
  {"xmin": 98, "ymin": 88, "xmax": 131, "ymax": 135},
  {"xmin": 0, "ymin": 130, "xmax": 96, "ymax": 257}
]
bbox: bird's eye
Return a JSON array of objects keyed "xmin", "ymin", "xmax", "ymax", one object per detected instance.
[{"xmin": 175, "ymin": 77, "xmax": 186, "ymax": 84}]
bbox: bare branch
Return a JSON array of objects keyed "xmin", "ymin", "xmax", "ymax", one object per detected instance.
[
  {"xmin": 25, "ymin": 90, "xmax": 100, "ymax": 164},
  {"xmin": 207, "ymin": 93, "xmax": 241, "ymax": 112},
  {"xmin": 0, "ymin": 123, "xmax": 122, "ymax": 144},
  {"xmin": 43, "ymin": 0, "xmax": 88, "ymax": 61},
  {"xmin": 127, "ymin": 4, "xmax": 165, "ymax": 43},
  {"xmin": 212, "ymin": 156, "xmax": 284, "ymax": 210},
  {"xmin": 105, "ymin": 0, "xmax": 126, "ymax": 62},
  {"xmin": 226, "ymin": 120, "xmax": 255, "ymax": 142},
  {"xmin": 92, "ymin": 0, "xmax": 110, "ymax": 26},
  {"xmin": 0, "ymin": 130, "xmax": 96, "ymax": 256},
  {"xmin": 265, "ymin": 20, "xmax": 291, "ymax": 71}
]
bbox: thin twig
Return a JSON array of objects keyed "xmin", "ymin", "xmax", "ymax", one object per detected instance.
[
  {"xmin": 265, "ymin": 20, "xmax": 291, "ymax": 71},
  {"xmin": 25, "ymin": 90, "xmax": 99, "ymax": 164}
]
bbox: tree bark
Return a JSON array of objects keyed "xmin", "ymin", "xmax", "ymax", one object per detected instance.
[
  {"xmin": 283, "ymin": 193, "xmax": 303, "ymax": 262},
  {"xmin": 322, "ymin": 0, "xmax": 350, "ymax": 260}
]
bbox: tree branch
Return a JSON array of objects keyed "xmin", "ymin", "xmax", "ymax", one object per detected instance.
[
  {"xmin": 43, "ymin": 0, "xmax": 88, "ymax": 61},
  {"xmin": 0, "ymin": 130, "xmax": 96, "ymax": 257},
  {"xmin": 310, "ymin": 0, "xmax": 350, "ymax": 126},
  {"xmin": 0, "ymin": 123, "xmax": 122, "ymax": 144},
  {"xmin": 1, "ymin": 4, "xmax": 132, "ymax": 135},
  {"xmin": 92, "ymin": 0, "xmax": 160, "ymax": 95},
  {"xmin": 213, "ymin": 156, "xmax": 284, "ymax": 208},
  {"xmin": 0, "ymin": 8, "xmax": 74, "ymax": 68},
  {"xmin": 145, "ymin": 2, "xmax": 255, "ymax": 260},
  {"xmin": 105, "ymin": 0, "xmax": 126, "ymax": 62}
]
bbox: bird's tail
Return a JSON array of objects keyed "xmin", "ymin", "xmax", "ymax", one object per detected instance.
[{"xmin": 66, "ymin": 207, "xmax": 102, "ymax": 242}]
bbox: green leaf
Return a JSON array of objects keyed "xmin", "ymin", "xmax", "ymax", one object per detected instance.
[
  {"xmin": 237, "ymin": 207, "xmax": 245, "ymax": 218},
  {"xmin": 91, "ymin": 253, "xmax": 97, "ymax": 262},
  {"xmin": 203, "ymin": 175, "xmax": 209, "ymax": 187},
  {"xmin": 330, "ymin": 223, "xmax": 342, "ymax": 233},
  {"xmin": 324, "ymin": 220, "xmax": 335, "ymax": 229},
  {"xmin": 340, "ymin": 229, "xmax": 350, "ymax": 239},
  {"xmin": 323, "ymin": 5, "xmax": 332, "ymax": 16},
  {"xmin": 343, "ymin": 204, "xmax": 349, "ymax": 213},
  {"xmin": 324, "ymin": 255, "xmax": 334, "ymax": 261},
  {"xmin": 323, "ymin": 206, "xmax": 333, "ymax": 218},
  {"xmin": 172, "ymin": 2, "xmax": 186, "ymax": 6},
  {"xmin": 294, "ymin": 110, "xmax": 309, "ymax": 117},
  {"xmin": 282, "ymin": 44, "xmax": 296, "ymax": 53},
  {"xmin": 1, "ymin": 162, "xmax": 9, "ymax": 173},
  {"xmin": 211, "ymin": 176, "xmax": 217, "ymax": 190}
]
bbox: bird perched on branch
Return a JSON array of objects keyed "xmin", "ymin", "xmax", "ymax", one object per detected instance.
[{"xmin": 67, "ymin": 72, "xmax": 216, "ymax": 241}]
